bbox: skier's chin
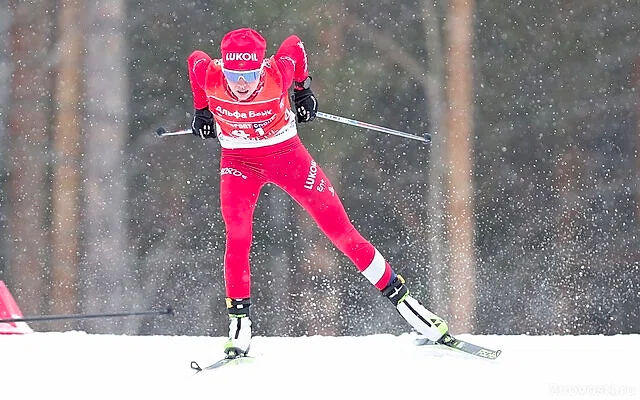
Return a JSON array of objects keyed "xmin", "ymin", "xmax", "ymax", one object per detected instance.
[{"xmin": 234, "ymin": 89, "xmax": 252, "ymax": 100}]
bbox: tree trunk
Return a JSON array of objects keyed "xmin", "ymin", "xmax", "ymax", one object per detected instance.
[
  {"xmin": 421, "ymin": 0, "xmax": 450, "ymax": 315},
  {"xmin": 5, "ymin": 0, "xmax": 53, "ymax": 317},
  {"xmin": 49, "ymin": 0, "xmax": 85, "ymax": 328},
  {"xmin": 82, "ymin": 0, "xmax": 137, "ymax": 333},
  {"xmin": 444, "ymin": 0, "xmax": 476, "ymax": 333}
]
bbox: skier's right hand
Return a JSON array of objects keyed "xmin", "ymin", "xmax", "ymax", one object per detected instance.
[{"xmin": 191, "ymin": 107, "xmax": 216, "ymax": 139}]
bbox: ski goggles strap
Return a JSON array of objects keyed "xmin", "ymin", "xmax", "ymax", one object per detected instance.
[{"xmin": 222, "ymin": 67, "xmax": 262, "ymax": 83}]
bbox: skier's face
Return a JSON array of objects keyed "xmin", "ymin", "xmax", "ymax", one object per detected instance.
[
  {"xmin": 223, "ymin": 68, "xmax": 262, "ymax": 101},
  {"xmin": 227, "ymin": 76, "xmax": 261, "ymax": 100}
]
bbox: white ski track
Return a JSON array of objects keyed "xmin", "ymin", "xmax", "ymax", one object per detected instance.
[{"xmin": 2, "ymin": 332, "xmax": 637, "ymax": 400}]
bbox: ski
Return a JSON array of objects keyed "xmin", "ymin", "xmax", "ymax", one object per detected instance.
[
  {"xmin": 415, "ymin": 334, "xmax": 502, "ymax": 360},
  {"xmin": 190, "ymin": 355, "xmax": 255, "ymax": 373}
]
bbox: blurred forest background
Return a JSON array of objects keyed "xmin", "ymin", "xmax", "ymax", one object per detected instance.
[{"xmin": 1, "ymin": 0, "xmax": 639, "ymax": 338}]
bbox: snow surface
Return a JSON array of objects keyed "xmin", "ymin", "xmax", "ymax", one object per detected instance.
[{"xmin": 1, "ymin": 332, "xmax": 638, "ymax": 400}]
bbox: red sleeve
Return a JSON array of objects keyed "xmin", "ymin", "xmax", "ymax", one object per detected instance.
[
  {"xmin": 274, "ymin": 35, "xmax": 308, "ymax": 89},
  {"xmin": 187, "ymin": 50, "xmax": 212, "ymax": 110}
]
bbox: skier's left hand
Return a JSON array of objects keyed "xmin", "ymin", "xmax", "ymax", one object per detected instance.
[{"xmin": 293, "ymin": 86, "xmax": 318, "ymax": 123}]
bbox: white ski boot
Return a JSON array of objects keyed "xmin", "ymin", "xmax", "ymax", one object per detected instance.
[
  {"xmin": 382, "ymin": 275, "xmax": 449, "ymax": 342},
  {"xmin": 224, "ymin": 298, "xmax": 252, "ymax": 358}
]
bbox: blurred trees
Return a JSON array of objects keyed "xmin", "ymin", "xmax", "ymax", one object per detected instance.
[
  {"xmin": 82, "ymin": 0, "xmax": 140, "ymax": 334},
  {"xmin": 1, "ymin": 0, "xmax": 639, "ymax": 337},
  {"xmin": 473, "ymin": 0, "xmax": 640, "ymax": 334},
  {"xmin": 5, "ymin": 0, "xmax": 52, "ymax": 317},
  {"xmin": 50, "ymin": 0, "xmax": 83, "ymax": 323}
]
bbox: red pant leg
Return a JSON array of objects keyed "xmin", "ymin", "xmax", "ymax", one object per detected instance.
[
  {"xmin": 268, "ymin": 139, "xmax": 394, "ymax": 290},
  {"xmin": 219, "ymin": 155, "xmax": 265, "ymax": 299}
]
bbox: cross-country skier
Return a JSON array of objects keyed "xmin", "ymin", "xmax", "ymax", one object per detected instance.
[{"xmin": 187, "ymin": 28, "xmax": 449, "ymax": 358}]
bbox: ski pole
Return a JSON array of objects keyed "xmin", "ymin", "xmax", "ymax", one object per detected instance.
[
  {"xmin": 0, "ymin": 306, "xmax": 174, "ymax": 324},
  {"xmin": 316, "ymin": 111, "xmax": 431, "ymax": 144},
  {"xmin": 155, "ymin": 113, "xmax": 432, "ymax": 143},
  {"xmin": 155, "ymin": 127, "xmax": 191, "ymax": 137}
]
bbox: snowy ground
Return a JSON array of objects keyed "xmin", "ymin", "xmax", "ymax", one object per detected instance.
[{"xmin": 0, "ymin": 332, "xmax": 638, "ymax": 400}]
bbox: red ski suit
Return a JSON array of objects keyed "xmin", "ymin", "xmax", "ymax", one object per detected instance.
[{"xmin": 188, "ymin": 36, "xmax": 394, "ymax": 299}]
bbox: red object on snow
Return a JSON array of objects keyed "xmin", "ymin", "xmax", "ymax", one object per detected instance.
[{"xmin": 0, "ymin": 280, "xmax": 33, "ymax": 334}]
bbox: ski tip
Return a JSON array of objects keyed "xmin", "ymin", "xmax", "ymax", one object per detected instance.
[{"xmin": 477, "ymin": 348, "xmax": 502, "ymax": 360}]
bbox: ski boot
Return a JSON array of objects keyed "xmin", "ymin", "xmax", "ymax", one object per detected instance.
[
  {"xmin": 224, "ymin": 298, "xmax": 252, "ymax": 359},
  {"xmin": 382, "ymin": 275, "xmax": 449, "ymax": 342}
]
